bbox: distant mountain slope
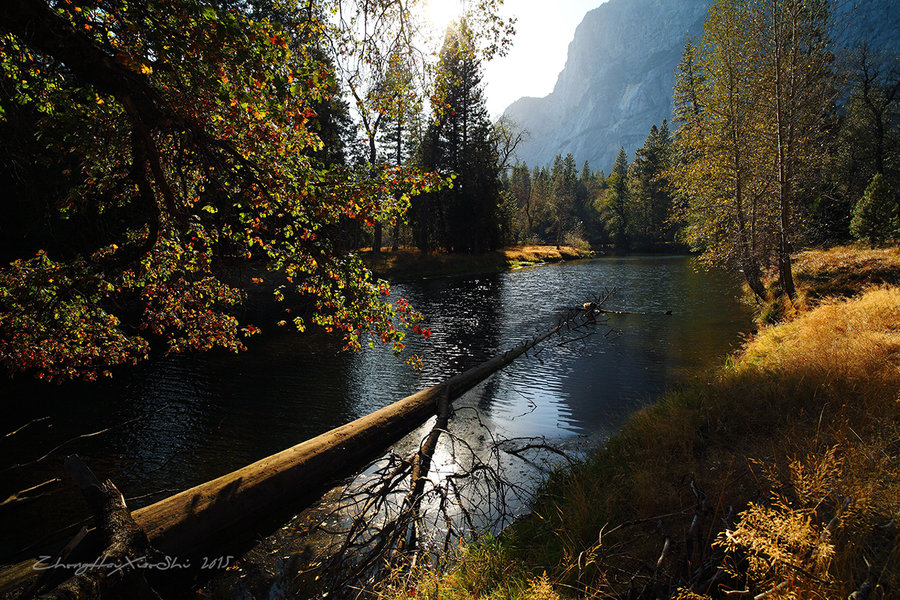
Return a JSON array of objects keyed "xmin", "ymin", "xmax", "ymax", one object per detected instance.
[{"xmin": 503, "ymin": 0, "xmax": 899, "ymax": 172}]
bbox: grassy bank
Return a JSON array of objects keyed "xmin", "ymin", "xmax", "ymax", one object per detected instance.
[
  {"xmin": 361, "ymin": 245, "xmax": 592, "ymax": 281},
  {"xmin": 381, "ymin": 246, "xmax": 900, "ymax": 599},
  {"xmin": 758, "ymin": 245, "xmax": 900, "ymax": 324}
]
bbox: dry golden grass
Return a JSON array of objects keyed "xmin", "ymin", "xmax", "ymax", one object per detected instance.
[
  {"xmin": 743, "ymin": 286, "xmax": 900, "ymax": 377},
  {"xmin": 501, "ymin": 245, "xmax": 587, "ymax": 264},
  {"xmin": 536, "ymin": 286, "xmax": 900, "ymax": 598},
  {"xmin": 758, "ymin": 245, "xmax": 900, "ymax": 323},
  {"xmin": 384, "ymin": 283, "xmax": 900, "ymax": 600}
]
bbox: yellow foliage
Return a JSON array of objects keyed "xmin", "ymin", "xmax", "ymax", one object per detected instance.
[{"xmin": 523, "ymin": 574, "xmax": 560, "ymax": 600}]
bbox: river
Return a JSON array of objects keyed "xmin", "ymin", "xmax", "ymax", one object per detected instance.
[{"xmin": 0, "ymin": 255, "xmax": 752, "ymax": 561}]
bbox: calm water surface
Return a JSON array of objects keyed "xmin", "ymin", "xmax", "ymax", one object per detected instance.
[{"xmin": 0, "ymin": 256, "xmax": 752, "ymax": 559}]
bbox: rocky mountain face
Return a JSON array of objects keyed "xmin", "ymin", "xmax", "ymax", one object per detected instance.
[{"xmin": 503, "ymin": 0, "xmax": 899, "ymax": 172}]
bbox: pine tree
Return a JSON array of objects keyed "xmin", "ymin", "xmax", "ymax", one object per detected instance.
[
  {"xmin": 531, "ymin": 166, "xmax": 554, "ymax": 242},
  {"xmin": 549, "ymin": 153, "xmax": 578, "ymax": 247},
  {"xmin": 376, "ymin": 54, "xmax": 424, "ymax": 251},
  {"xmin": 509, "ymin": 164, "xmax": 533, "ymax": 241},
  {"xmin": 600, "ymin": 147, "xmax": 631, "ymax": 249},
  {"xmin": 413, "ymin": 20, "xmax": 502, "ymax": 253},
  {"xmin": 850, "ymin": 174, "xmax": 898, "ymax": 246},
  {"xmin": 829, "ymin": 45, "xmax": 900, "ymax": 242},
  {"xmin": 628, "ymin": 122, "xmax": 676, "ymax": 248}
]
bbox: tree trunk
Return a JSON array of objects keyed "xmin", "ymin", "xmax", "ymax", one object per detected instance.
[
  {"xmin": 772, "ymin": 0, "xmax": 796, "ymax": 301},
  {"xmin": 373, "ymin": 222, "xmax": 383, "ymax": 254},
  {"xmin": 369, "ymin": 135, "xmax": 382, "ymax": 254}
]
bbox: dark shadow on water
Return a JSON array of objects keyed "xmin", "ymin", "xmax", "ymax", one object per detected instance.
[{"xmin": 0, "ymin": 256, "xmax": 751, "ymax": 561}]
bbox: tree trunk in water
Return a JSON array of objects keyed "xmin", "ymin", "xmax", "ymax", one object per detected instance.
[
  {"xmin": 778, "ymin": 237, "xmax": 795, "ymax": 300},
  {"xmin": 743, "ymin": 260, "xmax": 768, "ymax": 301}
]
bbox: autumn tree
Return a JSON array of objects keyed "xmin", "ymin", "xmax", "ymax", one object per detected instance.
[
  {"xmin": 671, "ymin": 0, "xmax": 836, "ymax": 300},
  {"xmin": 671, "ymin": 1, "xmax": 781, "ymax": 299},
  {"xmin": 762, "ymin": 0, "xmax": 834, "ymax": 299},
  {"xmin": 0, "ymin": 0, "xmax": 484, "ymax": 381}
]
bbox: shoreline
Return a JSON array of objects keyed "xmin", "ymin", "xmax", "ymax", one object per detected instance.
[
  {"xmin": 379, "ymin": 245, "xmax": 900, "ymax": 600},
  {"xmin": 360, "ymin": 245, "xmax": 594, "ymax": 281}
]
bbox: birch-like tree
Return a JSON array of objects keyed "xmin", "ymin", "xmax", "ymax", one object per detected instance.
[{"xmin": 671, "ymin": 0, "xmax": 833, "ymax": 300}]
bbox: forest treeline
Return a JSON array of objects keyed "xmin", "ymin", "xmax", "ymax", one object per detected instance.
[
  {"xmin": 503, "ymin": 125, "xmax": 678, "ymax": 252},
  {"xmin": 0, "ymin": 0, "xmax": 898, "ymax": 381},
  {"xmin": 379, "ymin": 0, "xmax": 899, "ymax": 277},
  {"xmin": 503, "ymin": 7, "xmax": 898, "ymax": 270}
]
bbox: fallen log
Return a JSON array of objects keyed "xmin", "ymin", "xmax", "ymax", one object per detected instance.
[
  {"xmin": 3, "ymin": 305, "xmax": 595, "ymax": 595},
  {"xmin": 132, "ymin": 319, "xmax": 568, "ymax": 557}
]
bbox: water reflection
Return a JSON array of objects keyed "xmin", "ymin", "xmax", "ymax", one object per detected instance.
[{"xmin": 0, "ymin": 256, "xmax": 751, "ymax": 559}]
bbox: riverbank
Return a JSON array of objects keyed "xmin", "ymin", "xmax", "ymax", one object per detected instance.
[
  {"xmin": 361, "ymin": 245, "xmax": 592, "ymax": 281},
  {"xmin": 756, "ymin": 245, "xmax": 900, "ymax": 324},
  {"xmin": 382, "ymin": 245, "xmax": 900, "ymax": 599}
]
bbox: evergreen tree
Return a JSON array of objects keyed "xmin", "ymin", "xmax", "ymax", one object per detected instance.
[
  {"xmin": 825, "ymin": 45, "xmax": 900, "ymax": 243},
  {"xmin": 600, "ymin": 147, "xmax": 631, "ymax": 249},
  {"xmin": 550, "ymin": 153, "xmax": 578, "ymax": 247},
  {"xmin": 413, "ymin": 20, "xmax": 502, "ymax": 253},
  {"xmin": 850, "ymin": 174, "xmax": 898, "ymax": 246},
  {"xmin": 575, "ymin": 161, "xmax": 602, "ymax": 245},
  {"xmin": 509, "ymin": 164, "xmax": 533, "ymax": 242},
  {"xmin": 628, "ymin": 122, "xmax": 675, "ymax": 248},
  {"xmin": 376, "ymin": 54, "xmax": 424, "ymax": 251},
  {"xmin": 531, "ymin": 166, "xmax": 554, "ymax": 242}
]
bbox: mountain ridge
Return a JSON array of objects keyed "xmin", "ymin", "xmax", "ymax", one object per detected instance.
[{"xmin": 503, "ymin": 0, "xmax": 899, "ymax": 172}]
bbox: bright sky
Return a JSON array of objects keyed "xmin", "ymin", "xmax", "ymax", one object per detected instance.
[{"xmin": 421, "ymin": 0, "xmax": 609, "ymax": 117}]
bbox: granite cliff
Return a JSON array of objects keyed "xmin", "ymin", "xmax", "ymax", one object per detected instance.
[{"xmin": 503, "ymin": 0, "xmax": 899, "ymax": 172}]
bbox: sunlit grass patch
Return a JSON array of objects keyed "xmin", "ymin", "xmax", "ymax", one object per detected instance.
[
  {"xmin": 377, "ymin": 535, "xmax": 559, "ymax": 600},
  {"xmin": 757, "ymin": 245, "xmax": 900, "ymax": 324},
  {"xmin": 362, "ymin": 246, "xmax": 591, "ymax": 281},
  {"xmin": 742, "ymin": 286, "xmax": 900, "ymax": 378},
  {"xmin": 396, "ymin": 283, "xmax": 900, "ymax": 599}
]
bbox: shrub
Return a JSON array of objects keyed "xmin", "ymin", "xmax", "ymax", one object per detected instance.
[{"xmin": 850, "ymin": 174, "xmax": 898, "ymax": 246}]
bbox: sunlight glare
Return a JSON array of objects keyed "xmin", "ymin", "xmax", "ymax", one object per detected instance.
[{"xmin": 421, "ymin": 0, "xmax": 464, "ymax": 37}]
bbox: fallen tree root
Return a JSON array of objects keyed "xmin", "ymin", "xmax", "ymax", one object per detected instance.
[{"xmin": 34, "ymin": 456, "xmax": 163, "ymax": 600}]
